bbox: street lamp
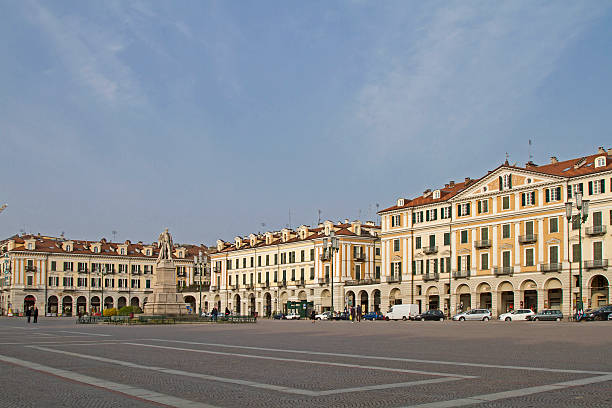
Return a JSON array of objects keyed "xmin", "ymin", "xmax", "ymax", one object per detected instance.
[
  {"xmin": 194, "ymin": 251, "xmax": 207, "ymax": 316},
  {"xmin": 100, "ymin": 264, "xmax": 107, "ymax": 315},
  {"xmin": 565, "ymin": 192, "xmax": 589, "ymax": 314},
  {"xmin": 322, "ymin": 231, "xmax": 340, "ymax": 314}
]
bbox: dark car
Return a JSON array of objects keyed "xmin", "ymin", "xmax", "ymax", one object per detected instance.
[
  {"xmin": 272, "ymin": 313, "xmax": 286, "ymax": 320},
  {"xmin": 363, "ymin": 312, "xmax": 385, "ymax": 321},
  {"xmin": 528, "ymin": 309, "xmax": 563, "ymax": 321},
  {"xmin": 414, "ymin": 310, "xmax": 445, "ymax": 321},
  {"xmin": 333, "ymin": 312, "xmax": 350, "ymax": 320},
  {"xmin": 585, "ymin": 305, "xmax": 612, "ymax": 321}
]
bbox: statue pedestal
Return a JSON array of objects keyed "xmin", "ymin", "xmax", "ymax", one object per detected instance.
[{"xmin": 143, "ymin": 259, "xmax": 190, "ymax": 316}]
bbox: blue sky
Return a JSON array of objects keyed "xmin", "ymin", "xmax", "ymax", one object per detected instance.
[{"xmin": 1, "ymin": 1, "xmax": 611, "ymax": 245}]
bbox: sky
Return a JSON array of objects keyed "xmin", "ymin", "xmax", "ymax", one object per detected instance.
[{"xmin": 1, "ymin": 1, "xmax": 612, "ymax": 246}]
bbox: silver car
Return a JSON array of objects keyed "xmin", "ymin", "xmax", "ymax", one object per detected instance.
[{"xmin": 452, "ymin": 309, "xmax": 492, "ymax": 321}]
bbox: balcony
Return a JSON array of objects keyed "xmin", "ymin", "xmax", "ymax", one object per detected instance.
[
  {"xmin": 118, "ymin": 287, "xmax": 130, "ymax": 292},
  {"xmin": 518, "ymin": 234, "xmax": 538, "ymax": 244},
  {"xmin": 493, "ymin": 266, "xmax": 514, "ymax": 276},
  {"xmin": 213, "ymin": 266, "xmax": 221, "ymax": 273},
  {"xmin": 586, "ymin": 225, "xmax": 607, "ymax": 236},
  {"xmin": 131, "ymin": 270, "xmax": 141, "ymax": 275},
  {"xmin": 423, "ymin": 246, "xmax": 438, "ymax": 255},
  {"xmin": 540, "ymin": 263, "xmax": 562, "ymax": 273},
  {"xmin": 584, "ymin": 259, "xmax": 608, "ymax": 269},
  {"xmin": 77, "ymin": 269, "xmax": 88, "ymax": 274},
  {"xmin": 452, "ymin": 270, "xmax": 471, "ymax": 279},
  {"xmin": 422, "ymin": 272, "xmax": 439, "ymax": 282},
  {"xmin": 353, "ymin": 252, "xmax": 366, "ymax": 261},
  {"xmin": 277, "ymin": 280, "xmax": 287, "ymax": 288},
  {"xmin": 229, "ymin": 284, "xmax": 237, "ymax": 290},
  {"xmin": 318, "ymin": 278, "xmax": 330, "ymax": 285},
  {"xmin": 320, "ymin": 254, "xmax": 331, "ymax": 261},
  {"xmin": 210, "ymin": 285, "xmax": 218, "ymax": 292},
  {"xmin": 387, "ymin": 275, "xmax": 402, "ymax": 283},
  {"xmin": 344, "ymin": 279, "xmax": 359, "ymax": 286},
  {"xmin": 474, "ymin": 240, "xmax": 492, "ymax": 249},
  {"xmin": 25, "ymin": 265, "xmax": 37, "ymax": 272},
  {"xmin": 177, "ymin": 272, "xmax": 186, "ymax": 277},
  {"xmin": 296, "ymin": 279, "xmax": 305, "ymax": 287},
  {"xmin": 245, "ymin": 283, "xmax": 255, "ymax": 290},
  {"xmin": 62, "ymin": 286, "xmax": 76, "ymax": 291}
]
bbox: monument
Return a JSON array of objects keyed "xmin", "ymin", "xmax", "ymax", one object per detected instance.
[{"xmin": 143, "ymin": 229, "xmax": 190, "ymax": 316}]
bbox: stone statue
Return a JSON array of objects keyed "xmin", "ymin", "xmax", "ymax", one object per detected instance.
[{"xmin": 157, "ymin": 228, "xmax": 173, "ymax": 262}]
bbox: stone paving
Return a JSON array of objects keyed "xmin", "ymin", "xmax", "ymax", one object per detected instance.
[{"xmin": 0, "ymin": 317, "xmax": 611, "ymax": 407}]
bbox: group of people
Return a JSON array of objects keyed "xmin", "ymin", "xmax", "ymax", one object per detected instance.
[
  {"xmin": 25, "ymin": 306, "xmax": 39, "ymax": 323},
  {"xmin": 309, "ymin": 304, "xmax": 364, "ymax": 323}
]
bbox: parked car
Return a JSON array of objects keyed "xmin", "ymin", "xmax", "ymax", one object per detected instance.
[
  {"xmin": 363, "ymin": 312, "xmax": 385, "ymax": 321},
  {"xmin": 528, "ymin": 309, "xmax": 563, "ymax": 321},
  {"xmin": 585, "ymin": 305, "xmax": 612, "ymax": 321},
  {"xmin": 315, "ymin": 311, "xmax": 333, "ymax": 320},
  {"xmin": 452, "ymin": 309, "xmax": 491, "ymax": 321},
  {"xmin": 498, "ymin": 309, "xmax": 535, "ymax": 321},
  {"xmin": 608, "ymin": 313, "xmax": 612, "ymax": 321},
  {"xmin": 415, "ymin": 310, "xmax": 445, "ymax": 321},
  {"xmin": 333, "ymin": 312, "xmax": 350, "ymax": 320},
  {"xmin": 285, "ymin": 312, "xmax": 301, "ymax": 320},
  {"xmin": 386, "ymin": 304, "xmax": 419, "ymax": 321},
  {"xmin": 272, "ymin": 313, "xmax": 286, "ymax": 320}
]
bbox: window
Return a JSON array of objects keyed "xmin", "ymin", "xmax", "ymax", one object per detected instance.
[
  {"xmin": 325, "ymin": 266, "xmax": 330, "ymax": 279},
  {"xmin": 595, "ymin": 156, "xmax": 606, "ymax": 168},
  {"xmin": 300, "ymin": 250, "xmax": 305, "ymax": 262},
  {"xmin": 63, "ymin": 262, "xmax": 73, "ymax": 271},
  {"xmin": 521, "ymin": 191, "xmax": 536, "ymax": 206},
  {"xmin": 457, "ymin": 203, "xmax": 471, "ymax": 217},
  {"xmin": 415, "ymin": 237, "xmax": 421, "ymax": 249},
  {"xmin": 428, "ymin": 235, "xmax": 436, "ymax": 247},
  {"xmin": 572, "ymin": 215, "xmax": 580, "ymax": 230},
  {"xmin": 568, "ymin": 183, "xmax": 584, "ymax": 199},
  {"xmin": 443, "ymin": 232, "xmax": 450, "ymax": 246},
  {"xmin": 480, "ymin": 227, "xmax": 489, "ymax": 241},
  {"xmin": 589, "ymin": 179, "xmax": 605, "ymax": 195},
  {"xmin": 477, "ymin": 200, "xmax": 488, "ymax": 214},
  {"xmin": 593, "ymin": 211, "xmax": 602, "ymax": 227},
  {"xmin": 525, "ymin": 221, "xmax": 534, "ymax": 236},
  {"xmin": 525, "ymin": 248, "xmax": 534, "ymax": 267},
  {"xmin": 274, "ymin": 254, "xmax": 278, "ymax": 265},
  {"xmin": 502, "ymin": 195, "xmax": 511, "ymax": 210},
  {"xmin": 291, "ymin": 269, "xmax": 295, "ymax": 281},
  {"xmin": 572, "ymin": 243, "xmax": 581, "ymax": 262},
  {"xmin": 48, "ymin": 276, "xmax": 59, "ymax": 286},
  {"xmin": 257, "ymin": 256, "xmax": 261, "ymax": 266},
  {"xmin": 426, "ymin": 209, "xmax": 437, "ymax": 221},
  {"xmin": 549, "ymin": 246, "xmax": 559, "ymax": 264},
  {"xmin": 310, "ymin": 267, "xmax": 315, "ymax": 280},
  {"xmin": 546, "ymin": 187, "xmax": 561, "ymax": 202},
  {"xmin": 594, "ymin": 241, "xmax": 603, "ymax": 260},
  {"xmin": 375, "ymin": 247, "xmax": 380, "ymax": 256},
  {"xmin": 460, "ymin": 230, "xmax": 468, "ymax": 244},
  {"xmin": 355, "ymin": 265, "xmax": 361, "ymax": 280},
  {"xmin": 62, "ymin": 276, "xmax": 73, "ymax": 287},
  {"xmin": 51, "ymin": 261, "xmax": 56, "ymax": 271},
  {"xmin": 119, "ymin": 264, "xmax": 127, "ymax": 273},
  {"xmin": 502, "ymin": 224, "xmax": 511, "ymax": 239},
  {"xmin": 440, "ymin": 206, "xmax": 451, "ymax": 219},
  {"xmin": 226, "ymin": 260, "xmax": 231, "ymax": 270},
  {"xmin": 390, "ymin": 262, "xmax": 401, "ymax": 278},
  {"xmin": 26, "ymin": 275, "xmax": 33, "ymax": 285},
  {"xmin": 131, "ymin": 279, "xmax": 140, "ymax": 289},
  {"xmin": 120, "ymin": 248, "xmax": 125, "ymax": 255},
  {"xmin": 391, "ymin": 214, "xmax": 401, "ymax": 227},
  {"xmin": 413, "ymin": 212, "xmax": 423, "ymax": 224},
  {"xmin": 549, "ymin": 217, "xmax": 559, "ymax": 233},
  {"xmin": 235, "ymin": 259, "xmax": 239, "ymax": 269},
  {"xmin": 502, "ymin": 251, "xmax": 511, "ymax": 267},
  {"xmin": 481, "ymin": 253, "xmax": 489, "ymax": 270},
  {"xmin": 310, "ymin": 249, "xmax": 315, "ymax": 260},
  {"xmin": 457, "ymin": 255, "xmax": 470, "ymax": 271},
  {"xmin": 146, "ymin": 279, "xmax": 151, "ymax": 289},
  {"xmin": 393, "ymin": 239, "xmax": 400, "ymax": 252},
  {"xmin": 500, "ymin": 174, "xmax": 512, "ymax": 190}
]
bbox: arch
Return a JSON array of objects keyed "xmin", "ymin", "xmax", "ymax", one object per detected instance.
[
  {"xmin": 373, "ymin": 289, "xmax": 381, "ymax": 312},
  {"xmin": 90, "ymin": 296, "xmax": 100, "ymax": 314},
  {"xmin": 589, "ymin": 275, "xmax": 609, "ymax": 308},
  {"xmin": 214, "ymin": 294, "xmax": 221, "ymax": 311},
  {"xmin": 519, "ymin": 279, "xmax": 538, "ymax": 291},
  {"xmin": 297, "ymin": 290, "xmax": 308, "ymax": 301},
  {"xmin": 184, "ymin": 295, "xmax": 196, "ymax": 313},
  {"xmin": 76, "ymin": 296, "xmax": 87, "ymax": 315},
  {"xmin": 248, "ymin": 293, "xmax": 256, "ymax": 316},
  {"xmin": 321, "ymin": 289, "xmax": 331, "ymax": 309},
  {"xmin": 358, "ymin": 290, "xmax": 369, "ymax": 313},
  {"xmin": 117, "ymin": 296, "xmax": 127, "ymax": 309},
  {"xmin": 544, "ymin": 278, "xmax": 562, "ymax": 290},
  {"xmin": 47, "ymin": 295, "xmax": 59, "ymax": 315},
  {"xmin": 497, "ymin": 281, "xmax": 514, "ymax": 292},
  {"xmin": 62, "ymin": 296, "xmax": 73, "ymax": 316},
  {"xmin": 130, "ymin": 297, "xmax": 140, "ymax": 308},
  {"xmin": 456, "ymin": 284, "xmax": 471, "ymax": 312},
  {"xmin": 233, "ymin": 294, "xmax": 241, "ymax": 314},
  {"xmin": 476, "ymin": 282, "xmax": 491, "ymax": 293},
  {"xmin": 476, "ymin": 282, "xmax": 492, "ymax": 310},
  {"xmin": 264, "ymin": 292, "xmax": 272, "ymax": 316},
  {"xmin": 23, "ymin": 295, "xmax": 36, "ymax": 314},
  {"xmin": 456, "ymin": 284, "xmax": 470, "ymax": 295},
  {"xmin": 346, "ymin": 290, "xmax": 356, "ymax": 308},
  {"xmin": 104, "ymin": 296, "xmax": 114, "ymax": 310},
  {"xmin": 426, "ymin": 286, "xmax": 440, "ymax": 296},
  {"xmin": 279, "ymin": 291, "xmax": 288, "ymax": 313}
]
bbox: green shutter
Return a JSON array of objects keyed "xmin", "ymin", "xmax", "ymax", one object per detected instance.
[
  {"xmin": 499, "ymin": 176, "xmax": 503, "ymax": 191},
  {"xmin": 477, "ymin": 201, "xmax": 482, "ymax": 213},
  {"xmin": 601, "ymin": 179, "xmax": 606, "ymax": 193},
  {"xmin": 545, "ymin": 189, "xmax": 550, "ymax": 203},
  {"xmin": 556, "ymin": 187, "xmax": 561, "ymax": 200},
  {"xmin": 466, "ymin": 203, "xmax": 470, "ymax": 215},
  {"xmin": 521, "ymin": 193, "xmax": 526, "ymax": 207},
  {"xmin": 531, "ymin": 191, "xmax": 536, "ymax": 205},
  {"xmin": 509, "ymin": 175, "xmax": 512, "ymax": 189},
  {"xmin": 588, "ymin": 181, "xmax": 593, "ymax": 195}
]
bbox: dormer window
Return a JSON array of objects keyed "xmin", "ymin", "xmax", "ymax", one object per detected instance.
[
  {"xmin": 120, "ymin": 248, "xmax": 125, "ymax": 255},
  {"xmin": 94, "ymin": 247, "xmax": 99, "ymax": 253},
  {"xmin": 146, "ymin": 249, "xmax": 151, "ymax": 256},
  {"xmin": 433, "ymin": 190, "xmax": 440, "ymax": 199},
  {"xmin": 66, "ymin": 245, "xmax": 71, "ymax": 252},
  {"xmin": 595, "ymin": 156, "xmax": 606, "ymax": 168},
  {"xmin": 502, "ymin": 174, "xmax": 512, "ymax": 190},
  {"xmin": 397, "ymin": 198, "xmax": 405, "ymax": 206},
  {"xmin": 27, "ymin": 243, "xmax": 33, "ymax": 250}
]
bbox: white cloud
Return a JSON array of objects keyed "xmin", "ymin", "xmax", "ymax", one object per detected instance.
[{"xmin": 29, "ymin": 0, "xmax": 144, "ymax": 106}]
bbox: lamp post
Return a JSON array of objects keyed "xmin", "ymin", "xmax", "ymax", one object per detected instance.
[
  {"xmin": 565, "ymin": 192, "xmax": 589, "ymax": 314},
  {"xmin": 322, "ymin": 231, "xmax": 340, "ymax": 314},
  {"xmin": 100, "ymin": 264, "xmax": 107, "ymax": 315},
  {"xmin": 194, "ymin": 251, "xmax": 207, "ymax": 316}
]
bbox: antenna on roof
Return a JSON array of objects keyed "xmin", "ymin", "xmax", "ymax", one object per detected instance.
[
  {"xmin": 317, "ymin": 209, "xmax": 321, "ymax": 224},
  {"xmin": 288, "ymin": 209, "xmax": 292, "ymax": 229},
  {"xmin": 112, "ymin": 230, "xmax": 117, "ymax": 242},
  {"xmin": 528, "ymin": 139, "xmax": 533, "ymax": 161}
]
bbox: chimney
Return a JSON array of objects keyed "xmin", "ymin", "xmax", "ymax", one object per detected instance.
[
  {"xmin": 423, "ymin": 189, "xmax": 431, "ymax": 197},
  {"xmin": 449, "ymin": 180, "xmax": 455, "ymax": 187},
  {"xmin": 598, "ymin": 146, "xmax": 606, "ymax": 154},
  {"xmin": 550, "ymin": 156, "xmax": 558, "ymax": 164},
  {"xmin": 464, "ymin": 177, "xmax": 471, "ymax": 183},
  {"xmin": 525, "ymin": 161, "xmax": 537, "ymax": 168},
  {"xmin": 608, "ymin": 148, "xmax": 612, "ymax": 156}
]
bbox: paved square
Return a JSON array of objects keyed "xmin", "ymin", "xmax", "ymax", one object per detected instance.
[{"xmin": 0, "ymin": 317, "xmax": 611, "ymax": 407}]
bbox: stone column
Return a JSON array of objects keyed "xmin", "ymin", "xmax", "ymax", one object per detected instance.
[{"xmin": 491, "ymin": 290, "xmax": 498, "ymax": 317}]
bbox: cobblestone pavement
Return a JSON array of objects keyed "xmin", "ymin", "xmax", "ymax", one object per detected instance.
[{"xmin": 0, "ymin": 317, "xmax": 611, "ymax": 407}]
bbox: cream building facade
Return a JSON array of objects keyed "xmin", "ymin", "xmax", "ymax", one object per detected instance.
[
  {"xmin": 207, "ymin": 220, "xmax": 381, "ymax": 316},
  {"xmin": 379, "ymin": 147, "xmax": 612, "ymax": 317},
  {"xmin": 0, "ymin": 235, "xmax": 209, "ymax": 316}
]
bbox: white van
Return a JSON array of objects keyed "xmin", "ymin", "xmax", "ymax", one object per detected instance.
[{"xmin": 386, "ymin": 304, "xmax": 419, "ymax": 321}]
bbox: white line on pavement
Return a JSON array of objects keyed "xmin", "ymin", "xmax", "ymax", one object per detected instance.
[
  {"xmin": 401, "ymin": 374, "xmax": 612, "ymax": 408},
  {"xmin": 57, "ymin": 330, "xmax": 112, "ymax": 337},
  {"xmin": 123, "ymin": 342, "xmax": 476, "ymax": 378},
  {"xmin": 0, "ymin": 353, "xmax": 219, "ymax": 408},
  {"xmin": 27, "ymin": 345, "xmax": 469, "ymax": 396},
  {"xmin": 144, "ymin": 339, "xmax": 612, "ymax": 375},
  {"xmin": 0, "ymin": 340, "xmax": 123, "ymax": 345}
]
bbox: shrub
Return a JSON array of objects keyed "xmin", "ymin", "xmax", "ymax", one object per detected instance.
[
  {"xmin": 103, "ymin": 308, "xmax": 117, "ymax": 317},
  {"xmin": 117, "ymin": 306, "xmax": 143, "ymax": 316}
]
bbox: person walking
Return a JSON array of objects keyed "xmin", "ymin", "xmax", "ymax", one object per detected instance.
[
  {"xmin": 33, "ymin": 306, "xmax": 39, "ymax": 323},
  {"xmin": 350, "ymin": 306, "xmax": 356, "ymax": 323},
  {"xmin": 25, "ymin": 307, "xmax": 32, "ymax": 323},
  {"xmin": 356, "ymin": 304, "xmax": 362, "ymax": 322},
  {"xmin": 311, "ymin": 309, "xmax": 316, "ymax": 324},
  {"xmin": 212, "ymin": 307, "xmax": 218, "ymax": 322}
]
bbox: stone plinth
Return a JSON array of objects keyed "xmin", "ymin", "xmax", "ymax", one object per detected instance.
[{"xmin": 143, "ymin": 259, "xmax": 189, "ymax": 316}]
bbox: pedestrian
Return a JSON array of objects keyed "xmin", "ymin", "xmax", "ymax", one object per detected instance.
[
  {"xmin": 356, "ymin": 304, "xmax": 362, "ymax": 322},
  {"xmin": 26, "ymin": 307, "xmax": 32, "ymax": 323},
  {"xmin": 350, "ymin": 306, "xmax": 356, "ymax": 323},
  {"xmin": 311, "ymin": 309, "xmax": 316, "ymax": 324},
  {"xmin": 33, "ymin": 306, "xmax": 38, "ymax": 323},
  {"xmin": 225, "ymin": 307, "xmax": 230, "ymax": 316},
  {"xmin": 212, "ymin": 307, "xmax": 218, "ymax": 322}
]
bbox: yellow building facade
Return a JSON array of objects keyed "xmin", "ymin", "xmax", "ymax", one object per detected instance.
[
  {"xmin": 379, "ymin": 148, "xmax": 612, "ymax": 317},
  {"xmin": 207, "ymin": 220, "xmax": 381, "ymax": 316}
]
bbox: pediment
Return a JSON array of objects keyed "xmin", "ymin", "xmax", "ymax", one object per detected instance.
[
  {"xmin": 499, "ymin": 243, "xmax": 513, "ymax": 250},
  {"xmin": 457, "ymin": 248, "xmax": 471, "ymax": 255},
  {"xmin": 452, "ymin": 166, "xmax": 565, "ymax": 201},
  {"xmin": 546, "ymin": 238, "xmax": 561, "ymax": 245}
]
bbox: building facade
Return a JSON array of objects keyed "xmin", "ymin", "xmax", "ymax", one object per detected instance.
[
  {"xmin": 379, "ymin": 147, "xmax": 612, "ymax": 317},
  {"xmin": 207, "ymin": 220, "xmax": 381, "ymax": 316},
  {"xmin": 0, "ymin": 235, "xmax": 209, "ymax": 316}
]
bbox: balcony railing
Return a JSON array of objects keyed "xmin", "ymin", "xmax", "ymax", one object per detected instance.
[
  {"xmin": 245, "ymin": 283, "xmax": 255, "ymax": 289},
  {"xmin": 452, "ymin": 270, "xmax": 471, "ymax": 279},
  {"xmin": 296, "ymin": 279, "xmax": 305, "ymax": 287},
  {"xmin": 278, "ymin": 280, "xmax": 287, "ymax": 288},
  {"xmin": 131, "ymin": 270, "xmax": 141, "ymax": 275},
  {"xmin": 25, "ymin": 265, "xmax": 37, "ymax": 272},
  {"xmin": 423, "ymin": 246, "xmax": 438, "ymax": 255},
  {"xmin": 320, "ymin": 254, "xmax": 331, "ymax": 261},
  {"xmin": 344, "ymin": 279, "xmax": 358, "ymax": 286},
  {"xmin": 518, "ymin": 234, "xmax": 538, "ymax": 244},
  {"xmin": 177, "ymin": 272, "xmax": 186, "ymax": 277},
  {"xmin": 541, "ymin": 263, "xmax": 562, "ymax": 273},
  {"xmin": 210, "ymin": 285, "xmax": 218, "ymax": 291},
  {"xmin": 63, "ymin": 286, "xmax": 76, "ymax": 291},
  {"xmin": 584, "ymin": 259, "xmax": 608, "ymax": 269},
  {"xmin": 422, "ymin": 272, "xmax": 439, "ymax": 282},
  {"xmin": 213, "ymin": 267, "xmax": 221, "ymax": 273},
  {"xmin": 387, "ymin": 275, "xmax": 402, "ymax": 283},
  {"xmin": 318, "ymin": 278, "xmax": 330, "ymax": 285},
  {"xmin": 474, "ymin": 240, "xmax": 492, "ymax": 249},
  {"xmin": 353, "ymin": 253, "xmax": 366, "ymax": 261},
  {"xmin": 494, "ymin": 266, "xmax": 514, "ymax": 276},
  {"xmin": 229, "ymin": 284, "xmax": 237, "ymax": 290},
  {"xmin": 586, "ymin": 225, "xmax": 607, "ymax": 236}
]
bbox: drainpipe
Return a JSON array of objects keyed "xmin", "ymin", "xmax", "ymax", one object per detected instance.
[{"xmin": 448, "ymin": 209, "xmax": 453, "ymax": 318}]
